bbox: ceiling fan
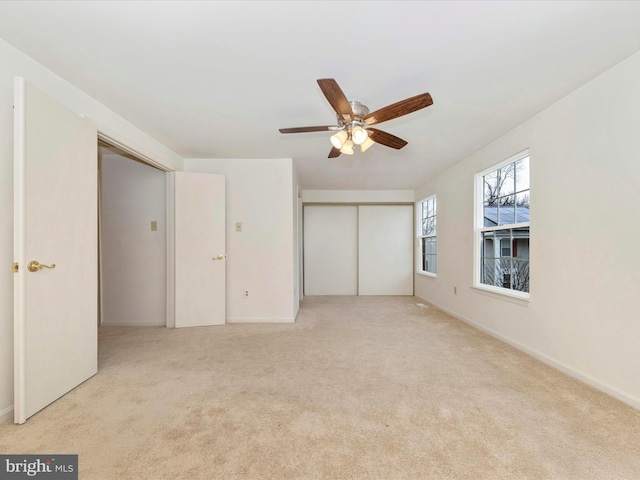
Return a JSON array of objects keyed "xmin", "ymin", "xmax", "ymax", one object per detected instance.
[{"xmin": 279, "ymin": 79, "xmax": 433, "ymax": 158}]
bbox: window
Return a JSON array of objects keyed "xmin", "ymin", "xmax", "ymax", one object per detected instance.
[
  {"xmin": 418, "ymin": 195, "xmax": 436, "ymax": 275},
  {"xmin": 476, "ymin": 152, "xmax": 529, "ymax": 296}
]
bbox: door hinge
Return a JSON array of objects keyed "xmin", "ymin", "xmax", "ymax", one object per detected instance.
[{"xmin": 12, "ymin": 262, "xmax": 19, "ymax": 273}]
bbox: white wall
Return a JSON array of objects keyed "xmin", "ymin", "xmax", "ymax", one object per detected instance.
[
  {"xmin": 303, "ymin": 189, "xmax": 414, "ymax": 204},
  {"xmin": 415, "ymin": 50, "xmax": 640, "ymax": 409},
  {"xmin": 0, "ymin": 39, "xmax": 183, "ymax": 423},
  {"xmin": 184, "ymin": 158, "xmax": 296, "ymax": 323},
  {"xmin": 100, "ymin": 153, "xmax": 166, "ymax": 326}
]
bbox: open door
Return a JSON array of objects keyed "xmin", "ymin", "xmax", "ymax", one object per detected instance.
[
  {"xmin": 13, "ymin": 78, "xmax": 98, "ymax": 423},
  {"xmin": 174, "ymin": 172, "xmax": 226, "ymax": 327}
]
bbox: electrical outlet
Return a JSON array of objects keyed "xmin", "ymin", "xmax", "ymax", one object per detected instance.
[
  {"xmin": 454, "ymin": 286, "xmax": 457, "ymax": 295},
  {"xmin": 236, "ymin": 222, "xmax": 242, "ymax": 232},
  {"xmin": 151, "ymin": 221, "xmax": 158, "ymax": 231},
  {"xmin": 243, "ymin": 290, "xmax": 249, "ymax": 298}
]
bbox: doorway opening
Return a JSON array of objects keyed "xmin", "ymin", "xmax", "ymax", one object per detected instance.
[{"xmin": 98, "ymin": 139, "xmax": 168, "ymax": 328}]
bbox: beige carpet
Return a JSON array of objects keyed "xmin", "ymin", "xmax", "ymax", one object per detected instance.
[{"xmin": 1, "ymin": 296, "xmax": 640, "ymax": 479}]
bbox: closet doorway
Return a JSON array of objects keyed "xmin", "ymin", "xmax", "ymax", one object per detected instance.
[{"xmin": 98, "ymin": 141, "xmax": 167, "ymax": 327}]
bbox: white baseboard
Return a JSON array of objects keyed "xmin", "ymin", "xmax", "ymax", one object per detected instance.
[
  {"xmin": 0, "ymin": 405, "xmax": 14, "ymax": 424},
  {"xmin": 416, "ymin": 296, "xmax": 640, "ymax": 411},
  {"xmin": 100, "ymin": 322, "xmax": 165, "ymax": 327},
  {"xmin": 227, "ymin": 317, "xmax": 294, "ymax": 324}
]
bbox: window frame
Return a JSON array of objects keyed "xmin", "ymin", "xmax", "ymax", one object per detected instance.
[
  {"xmin": 417, "ymin": 194, "xmax": 437, "ymax": 277},
  {"xmin": 473, "ymin": 150, "xmax": 530, "ymax": 300}
]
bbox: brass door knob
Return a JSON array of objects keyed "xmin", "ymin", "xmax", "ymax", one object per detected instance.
[
  {"xmin": 27, "ymin": 261, "xmax": 56, "ymax": 272},
  {"xmin": 212, "ymin": 255, "xmax": 227, "ymax": 261}
]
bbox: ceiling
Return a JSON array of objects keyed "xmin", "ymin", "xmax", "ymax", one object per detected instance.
[{"xmin": 1, "ymin": 1, "xmax": 640, "ymax": 190}]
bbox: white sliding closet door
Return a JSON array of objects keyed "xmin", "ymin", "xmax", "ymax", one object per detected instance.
[
  {"xmin": 358, "ymin": 205, "xmax": 414, "ymax": 295},
  {"xmin": 304, "ymin": 204, "xmax": 414, "ymax": 296},
  {"xmin": 303, "ymin": 206, "xmax": 358, "ymax": 295}
]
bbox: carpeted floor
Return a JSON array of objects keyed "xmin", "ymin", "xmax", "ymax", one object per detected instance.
[{"xmin": 1, "ymin": 296, "xmax": 640, "ymax": 479}]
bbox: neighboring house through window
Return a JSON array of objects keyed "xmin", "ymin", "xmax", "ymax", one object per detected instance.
[
  {"xmin": 418, "ymin": 195, "xmax": 436, "ymax": 275},
  {"xmin": 476, "ymin": 151, "xmax": 530, "ymax": 296}
]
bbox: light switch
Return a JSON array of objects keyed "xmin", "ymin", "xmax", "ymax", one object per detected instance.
[
  {"xmin": 236, "ymin": 222, "xmax": 242, "ymax": 232},
  {"xmin": 151, "ymin": 221, "xmax": 158, "ymax": 231}
]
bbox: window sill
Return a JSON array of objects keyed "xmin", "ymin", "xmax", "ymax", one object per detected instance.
[
  {"xmin": 416, "ymin": 271, "xmax": 437, "ymax": 279},
  {"xmin": 471, "ymin": 284, "xmax": 531, "ymax": 306}
]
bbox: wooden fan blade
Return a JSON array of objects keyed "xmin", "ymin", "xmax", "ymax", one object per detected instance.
[
  {"xmin": 279, "ymin": 126, "xmax": 334, "ymax": 134},
  {"xmin": 367, "ymin": 128, "xmax": 408, "ymax": 150},
  {"xmin": 364, "ymin": 92, "xmax": 433, "ymax": 125},
  {"xmin": 328, "ymin": 146, "xmax": 341, "ymax": 158},
  {"xmin": 317, "ymin": 79, "xmax": 354, "ymax": 121}
]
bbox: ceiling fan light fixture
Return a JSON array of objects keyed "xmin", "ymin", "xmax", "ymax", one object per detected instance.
[
  {"xmin": 351, "ymin": 126, "xmax": 368, "ymax": 145},
  {"xmin": 330, "ymin": 130, "xmax": 348, "ymax": 149},
  {"xmin": 360, "ymin": 136, "xmax": 375, "ymax": 152},
  {"xmin": 340, "ymin": 139, "xmax": 354, "ymax": 155},
  {"xmin": 279, "ymin": 79, "xmax": 432, "ymax": 155}
]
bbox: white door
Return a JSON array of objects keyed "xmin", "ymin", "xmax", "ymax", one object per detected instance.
[
  {"xmin": 303, "ymin": 205, "xmax": 358, "ymax": 295},
  {"xmin": 13, "ymin": 78, "xmax": 98, "ymax": 424},
  {"xmin": 358, "ymin": 205, "xmax": 414, "ymax": 295},
  {"xmin": 174, "ymin": 172, "xmax": 226, "ymax": 327}
]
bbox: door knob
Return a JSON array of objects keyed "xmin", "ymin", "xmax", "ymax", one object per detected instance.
[
  {"xmin": 212, "ymin": 255, "xmax": 227, "ymax": 261},
  {"xmin": 27, "ymin": 261, "xmax": 56, "ymax": 272}
]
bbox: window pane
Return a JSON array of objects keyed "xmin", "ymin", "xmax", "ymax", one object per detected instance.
[
  {"xmin": 498, "ymin": 163, "xmax": 516, "ymax": 197},
  {"xmin": 483, "ymin": 171, "xmax": 498, "ymax": 205},
  {"xmin": 425, "ymin": 255, "xmax": 436, "ymax": 274},
  {"xmin": 423, "ymin": 216, "xmax": 435, "ymax": 236},
  {"xmin": 515, "ymin": 192, "xmax": 530, "ymax": 224},
  {"xmin": 484, "ymin": 158, "xmax": 529, "ymax": 225},
  {"xmin": 420, "ymin": 197, "xmax": 436, "ymax": 236},
  {"xmin": 421, "ymin": 237, "xmax": 437, "ymax": 274},
  {"xmin": 421, "ymin": 198, "xmax": 436, "ymax": 235},
  {"xmin": 483, "ymin": 205, "xmax": 497, "ymax": 227},
  {"xmin": 425, "ymin": 198, "xmax": 434, "ymax": 217},
  {"xmin": 481, "ymin": 231, "xmax": 494, "ymax": 257},
  {"xmin": 512, "ymin": 256, "xmax": 529, "ymax": 292},
  {"xmin": 512, "ymin": 228, "xmax": 529, "ymax": 258},
  {"xmin": 421, "ymin": 201, "xmax": 428, "ymax": 219},
  {"xmin": 497, "ymin": 195, "xmax": 515, "ymax": 226},
  {"xmin": 515, "ymin": 156, "xmax": 530, "ymax": 192},
  {"xmin": 481, "ymin": 227, "xmax": 529, "ymax": 293},
  {"xmin": 481, "ymin": 256, "xmax": 498, "ymax": 286},
  {"xmin": 426, "ymin": 237, "xmax": 436, "ymax": 255}
]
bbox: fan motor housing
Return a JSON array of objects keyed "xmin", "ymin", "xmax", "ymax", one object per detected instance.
[
  {"xmin": 337, "ymin": 100, "xmax": 369, "ymax": 128},
  {"xmin": 349, "ymin": 100, "xmax": 369, "ymax": 119}
]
